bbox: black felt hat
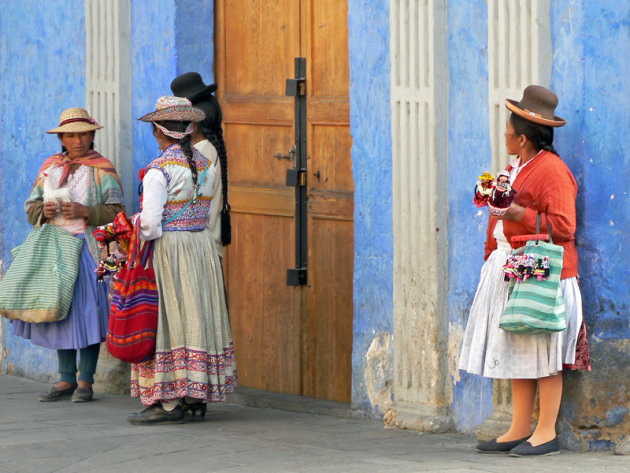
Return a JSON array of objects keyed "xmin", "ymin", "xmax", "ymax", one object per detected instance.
[{"xmin": 170, "ymin": 72, "xmax": 217, "ymax": 104}]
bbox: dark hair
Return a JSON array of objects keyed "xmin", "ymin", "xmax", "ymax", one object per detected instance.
[
  {"xmin": 509, "ymin": 113, "xmax": 557, "ymax": 155},
  {"xmin": 192, "ymin": 97, "xmax": 231, "ymax": 246},
  {"xmin": 154, "ymin": 120, "xmax": 198, "ymax": 185}
]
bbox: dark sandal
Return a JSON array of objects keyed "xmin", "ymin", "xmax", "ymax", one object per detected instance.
[{"xmin": 183, "ymin": 402, "xmax": 207, "ymax": 422}]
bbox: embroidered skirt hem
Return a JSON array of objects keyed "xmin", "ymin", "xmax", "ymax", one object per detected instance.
[{"xmin": 130, "ymin": 229, "xmax": 237, "ymax": 405}]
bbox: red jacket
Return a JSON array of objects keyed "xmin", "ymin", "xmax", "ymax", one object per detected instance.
[{"xmin": 484, "ymin": 151, "xmax": 579, "ymax": 279}]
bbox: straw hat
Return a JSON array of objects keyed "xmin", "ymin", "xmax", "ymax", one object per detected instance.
[
  {"xmin": 46, "ymin": 107, "xmax": 103, "ymax": 134},
  {"xmin": 505, "ymin": 85, "xmax": 566, "ymax": 127},
  {"xmin": 138, "ymin": 96, "xmax": 205, "ymax": 123},
  {"xmin": 170, "ymin": 72, "xmax": 217, "ymax": 104}
]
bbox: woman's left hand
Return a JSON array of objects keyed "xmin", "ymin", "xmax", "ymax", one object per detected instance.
[
  {"xmin": 500, "ymin": 202, "xmax": 526, "ymax": 222},
  {"xmin": 60, "ymin": 202, "xmax": 89, "ymax": 219}
]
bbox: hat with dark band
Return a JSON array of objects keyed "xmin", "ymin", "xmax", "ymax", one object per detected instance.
[
  {"xmin": 505, "ymin": 85, "xmax": 566, "ymax": 127},
  {"xmin": 47, "ymin": 107, "xmax": 103, "ymax": 134}
]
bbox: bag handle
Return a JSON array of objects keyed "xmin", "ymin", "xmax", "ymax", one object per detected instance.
[
  {"xmin": 535, "ymin": 212, "xmax": 554, "ymax": 244},
  {"xmin": 511, "ymin": 212, "xmax": 554, "ymax": 244}
]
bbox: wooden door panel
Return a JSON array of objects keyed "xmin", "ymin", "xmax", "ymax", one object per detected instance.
[
  {"xmin": 223, "ymin": 0, "xmax": 299, "ymax": 97},
  {"xmin": 308, "ymin": 0, "xmax": 350, "ymax": 97},
  {"xmin": 302, "ymin": 0, "xmax": 353, "ymax": 402},
  {"xmin": 218, "ymin": 0, "xmax": 353, "ymax": 402},
  {"xmin": 309, "ymin": 124, "xmax": 353, "ymax": 191},
  {"xmin": 303, "ymin": 217, "xmax": 353, "ymax": 402},
  {"xmin": 225, "ymin": 122, "xmax": 293, "ymax": 187},
  {"xmin": 228, "ymin": 212, "xmax": 300, "ymax": 393}
]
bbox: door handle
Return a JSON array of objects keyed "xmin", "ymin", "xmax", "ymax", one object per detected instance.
[{"xmin": 274, "ymin": 145, "xmax": 296, "ymax": 162}]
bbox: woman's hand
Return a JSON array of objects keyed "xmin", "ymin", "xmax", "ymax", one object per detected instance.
[
  {"xmin": 500, "ymin": 202, "xmax": 526, "ymax": 222},
  {"xmin": 43, "ymin": 201, "xmax": 60, "ymax": 219},
  {"xmin": 60, "ymin": 202, "xmax": 89, "ymax": 219}
]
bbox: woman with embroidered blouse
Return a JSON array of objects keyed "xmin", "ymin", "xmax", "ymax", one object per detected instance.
[
  {"xmin": 126, "ymin": 96, "xmax": 236, "ymax": 425},
  {"xmin": 14, "ymin": 107, "xmax": 125, "ymax": 403}
]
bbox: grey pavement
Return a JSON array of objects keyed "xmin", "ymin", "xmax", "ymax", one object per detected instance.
[{"xmin": 0, "ymin": 375, "xmax": 628, "ymax": 473}]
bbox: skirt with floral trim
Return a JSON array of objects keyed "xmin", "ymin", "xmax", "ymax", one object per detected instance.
[{"xmin": 130, "ymin": 228, "xmax": 236, "ymax": 405}]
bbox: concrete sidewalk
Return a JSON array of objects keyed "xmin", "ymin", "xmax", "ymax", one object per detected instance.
[{"xmin": 0, "ymin": 375, "xmax": 627, "ymax": 473}]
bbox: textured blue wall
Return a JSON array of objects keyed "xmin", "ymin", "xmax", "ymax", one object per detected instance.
[
  {"xmin": 447, "ymin": 0, "xmax": 494, "ymax": 432},
  {"xmin": 130, "ymin": 0, "xmax": 178, "ymax": 211},
  {"xmin": 551, "ymin": 0, "xmax": 630, "ymax": 449},
  {"xmin": 0, "ymin": 0, "xmax": 86, "ymax": 379},
  {"xmin": 130, "ymin": 0, "xmax": 214, "ymax": 212},
  {"xmin": 348, "ymin": 0, "xmax": 394, "ymax": 412},
  {"xmin": 175, "ymin": 0, "xmax": 215, "ymax": 84}
]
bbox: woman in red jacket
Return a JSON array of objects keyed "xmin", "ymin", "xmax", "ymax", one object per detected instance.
[{"xmin": 459, "ymin": 86, "xmax": 590, "ymax": 456}]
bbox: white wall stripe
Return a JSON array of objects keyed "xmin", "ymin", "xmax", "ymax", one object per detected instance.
[
  {"xmin": 488, "ymin": 0, "xmax": 551, "ymax": 173},
  {"xmin": 390, "ymin": 0, "xmax": 450, "ymax": 429},
  {"xmin": 85, "ymin": 0, "xmax": 132, "ymax": 209}
]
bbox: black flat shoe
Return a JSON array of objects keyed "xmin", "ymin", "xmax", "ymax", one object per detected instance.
[
  {"xmin": 71, "ymin": 387, "xmax": 94, "ymax": 403},
  {"xmin": 127, "ymin": 404, "xmax": 185, "ymax": 425},
  {"xmin": 183, "ymin": 401, "xmax": 207, "ymax": 422},
  {"xmin": 476, "ymin": 436, "xmax": 529, "ymax": 453},
  {"xmin": 39, "ymin": 385, "xmax": 77, "ymax": 402},
  {"xmin": 510, "ymin": 437, "xmax": 560, "ymax": 457}
]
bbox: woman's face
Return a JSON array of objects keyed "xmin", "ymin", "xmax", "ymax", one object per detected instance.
[
  {"xmin": 59, "ymin": 131, "xmax": 94, "ymax": 158},
  {"xmin": 504, "ymin": 119, "xmax": 521, "ymax": 156}
]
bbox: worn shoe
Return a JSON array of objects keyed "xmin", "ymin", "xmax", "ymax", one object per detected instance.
[
  {"xmin": 509, "ymin": 437, "xmax": 560, "ymax": 457},
  {"xmin": 127, "ymin": 404, "xmax": 186, "ymax": 425},
  {"xmin": 71, "ymin": 387, "xmax": 94, "ymax": 403},
  {"xmin": 183, "ymin": 401, "xmax": 207, "ymax": 422},
  {"xmin": 476, "ymin": 436, "xmax": 529, "ymax": 453},
  {"xmin": 39, "ymin": 385, "xmax": 77, "ymax": 402}
]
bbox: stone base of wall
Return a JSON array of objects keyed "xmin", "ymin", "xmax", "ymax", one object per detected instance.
[
  {"xmin": 94, "ymin": 343, "xmax": 130, "ymax": 394},
  {"xmin": 385, "ymin": 402, "xmax": 454, "ymax": 433}
]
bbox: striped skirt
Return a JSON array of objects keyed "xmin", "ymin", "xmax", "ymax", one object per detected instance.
[{"xmin": 130, "ymin": 228, "xmax": 237, "ymax": 405}]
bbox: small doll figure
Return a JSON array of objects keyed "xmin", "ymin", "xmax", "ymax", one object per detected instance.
[
  {"xmin": 474, "ymin": 171, "xmax": 495, "ymax": 208},
  {"xmin": 521, "ymin": 255, "xmax": 536, "ymax": 281},
  {"xmin": 487, "ymin": 170, "xmax": 516, "ymax": 216}
]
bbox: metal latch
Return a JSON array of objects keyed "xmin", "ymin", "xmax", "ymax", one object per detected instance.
[
  {"xmin": 286, "ymin": 78, "xmax": 306, "ymax": 96},
  {"xmin": 286, "ymin": 168, "xmax": 306, "ymax": 187}
]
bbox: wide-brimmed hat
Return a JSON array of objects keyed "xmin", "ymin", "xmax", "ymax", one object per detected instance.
[
  {"xmin": 505, "ymin": 85, "xmax": 566, "ymax": 127},
  {"xmin": 170, "ymin": 72, "xmax": 217, "ymax": 104},
  {"xmin": 46, "ymin": 107, "xmax": 103, "ymax": 134},
  {"xmin": 138, "ymin": 96, "xmax": 205, "ymax": 123}
]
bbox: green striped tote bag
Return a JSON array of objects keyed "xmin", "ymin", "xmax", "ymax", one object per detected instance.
[
  {"xmin": 500, "ymin": 235, "xmax": 566, "ymax": 335},
  {"xmin": 0, "ymin": 223, "xmax": 82, "ymax": 323}
]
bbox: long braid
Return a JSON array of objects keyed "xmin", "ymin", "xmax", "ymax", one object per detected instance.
[
  {"xmin": 180, "ymin": 134, "xmax": 198, "ymax": 185},
  {"xmin": 200, "ymin": 121, "xmax": 231, "ymax": 246}
]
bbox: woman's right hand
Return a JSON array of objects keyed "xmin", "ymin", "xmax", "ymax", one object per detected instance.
[{"xmin": 43, "ymin": 201, "xmax": 60, "ymax": 219}]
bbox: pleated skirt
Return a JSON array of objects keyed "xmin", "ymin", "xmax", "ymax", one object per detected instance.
[
  {"xmin": 12, "ymin": 235, "xmax": 109, "ymax": 350},
  {"xmin": 458, "ymin": 246, "xmax": 583, "ymax": 379},
  {"xmin": 130, "ymin": 228, "xmax": 237, "ymax": 405}
]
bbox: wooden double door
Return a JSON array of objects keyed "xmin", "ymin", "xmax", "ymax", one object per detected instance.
[{"xmin": 215, "ymin": 1, "xmax": 353, "ymax": 402}]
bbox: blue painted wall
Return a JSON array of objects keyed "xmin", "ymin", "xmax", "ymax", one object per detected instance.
[
  {"xmin": 130, "ymin": 0, "xmax": 214, "ymax": 211},
  {"xmin": 0, "ymin": 0, "xmax": 86, "ymax": 379},
  {"xmin": 1, "ymin": 0, "xmax": 215, "ymax": 379},
  {"xmin": 446, "ymin": 0, "xmax": 494, "ymax": 432},
  {"xmin": 551, "ymin": 0, "xmax": 630, "ymax": 449},
  {"xmin": 348, "ymin": 0, "xmax": 394, "ymax": 413}
]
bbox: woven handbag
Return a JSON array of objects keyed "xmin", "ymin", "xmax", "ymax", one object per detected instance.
[
  {"xmin": 107, "ymin": 219, "xmax": 158, "ymax": 363},
  {"xmin": 0, "ymin": 223, "xmax": 82, "ymax": 323},
  {"xmin": 500, "ymin": 214, "xmax": 567, "ymax": 334}
]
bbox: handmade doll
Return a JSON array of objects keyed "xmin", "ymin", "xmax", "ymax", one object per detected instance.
[
  {"xmin": 487, "ymin": 170, "xmax": 516, "ymax": 216},
  {"xmin": 474, "ymin": 171, "xmax": 495, "ymax": 207}
]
